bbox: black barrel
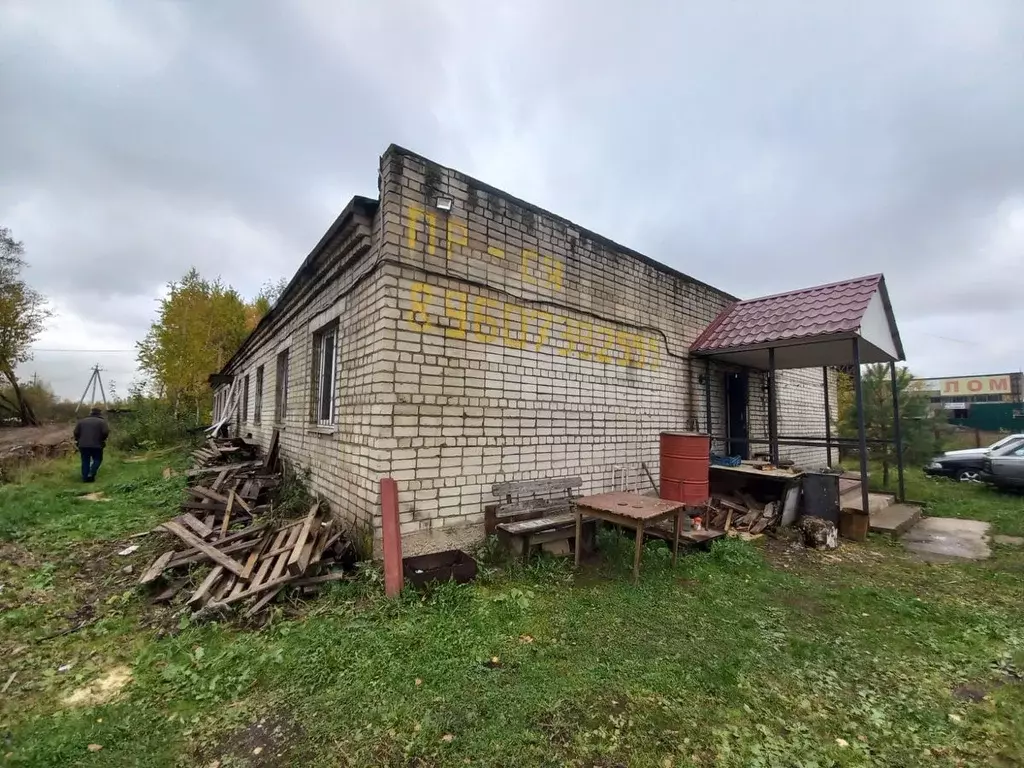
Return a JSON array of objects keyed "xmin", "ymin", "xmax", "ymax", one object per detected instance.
[{"xmin": 800, "ymin": 472, "xmax": 841, "ymax": 524}]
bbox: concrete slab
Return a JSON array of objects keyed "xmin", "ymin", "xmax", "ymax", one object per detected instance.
[
  {"xmin": 869, "ymin": 503, "xmax": 922, "ymax": 535},
  {"xmin": 843, "ymin": 491, "xmax": 895, "ymax": 514},
  {"xmin": 901, "ymin": 517, "xmax": 991, "ymax": 561},
  {"xmin": 993, "ymin": 535, "xmax": 1024, "ymax": 547}
]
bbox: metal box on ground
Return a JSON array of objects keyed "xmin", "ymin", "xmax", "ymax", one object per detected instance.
[{"xmin": 403, "ymin": 550, "xmax": 478, "ymax": 589}]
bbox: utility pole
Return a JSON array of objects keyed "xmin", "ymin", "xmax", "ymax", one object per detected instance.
[{"xmin": 76, "ymin": 365, "xmax": 109, "ymax": 415}]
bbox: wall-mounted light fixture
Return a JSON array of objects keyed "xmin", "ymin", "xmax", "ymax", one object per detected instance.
[{"xmin": 435, "ymin": 197, "xmax": 454, "ymax": 212}]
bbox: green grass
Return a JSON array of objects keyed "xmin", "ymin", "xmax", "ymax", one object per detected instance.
[
  {"xmin": 870, "ymin": 465, "xmax": 1024, "ymax": 537},
  {"xmin": 2, "ymin": 458, "xmax": 1024, "ymax": 766}
]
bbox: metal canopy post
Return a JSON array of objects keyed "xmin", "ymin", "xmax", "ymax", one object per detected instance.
[
  {"xmin": 822, "ymin": 366, "xmax": 832, "ymax": 468},
  {"xmin": 767, "ymin": 347, "xmax": 779, "ymax": 465},
  {"xmin": 890, "ymin": 360, "xmax": 906, "ymax": 502},
  {"xmin": 852, "ymin": 339, "xmax": 870, "ymax": 516},
  {"xmin": 704, "ymin": 358, "xmax": 712, "ymax": 448}
]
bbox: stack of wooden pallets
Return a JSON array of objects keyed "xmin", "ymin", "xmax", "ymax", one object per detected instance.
[{"xmin": 139, "ymin": 433, "xmax": 350, "ymax": 617}]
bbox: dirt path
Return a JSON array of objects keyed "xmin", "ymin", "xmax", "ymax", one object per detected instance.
[{"xmin": 0, "ymin": 424, "xmax": 73, "ymax": 449}]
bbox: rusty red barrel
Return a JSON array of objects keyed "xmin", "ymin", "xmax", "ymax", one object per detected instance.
[{"xmin": 659, "ymin": 431, "xmax": 710, "ymax": 504}]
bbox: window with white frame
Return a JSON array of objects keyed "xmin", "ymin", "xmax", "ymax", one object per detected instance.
[
  {"xmin": 311, "ymin": 324, "xmax": 338, "ymax": 425},
  {"xmin": 274, "ymin": 349, "xmax": 289, "ymax": 423},
  {"xmin": 254, "ymin": 365, "xmax": 264, "ymax": 424}
]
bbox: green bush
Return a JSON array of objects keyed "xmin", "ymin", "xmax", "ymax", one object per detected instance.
[{"xmin": 109, "ymin": 391, "xmax": 203, "ymax": 451}]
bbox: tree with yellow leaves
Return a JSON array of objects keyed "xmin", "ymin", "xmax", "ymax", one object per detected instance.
[{"xmin": 137, "ymin": 269, "xmax": 279, "ymax": 420}]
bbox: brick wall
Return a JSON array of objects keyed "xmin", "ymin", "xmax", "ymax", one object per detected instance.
[
  {"xmin": 376, "ymin": 146, "xmax": 833, "ymax": 553},
  {"xmin": 214, "ymin": 146, "xmax": 835, "ymax": 556},
  {"xmin": 219, "ymin": 201, "xmax": 391, "ymax": 536}
]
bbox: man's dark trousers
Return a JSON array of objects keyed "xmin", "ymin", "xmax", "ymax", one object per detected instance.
[{"xmin": 80, "ymin": 447, "xmax": 103, "ymax": 482}]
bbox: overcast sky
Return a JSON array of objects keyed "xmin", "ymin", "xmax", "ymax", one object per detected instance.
[{"xmin": 2, "ymin": 0, "xmax": 1023, "ymax": 399}]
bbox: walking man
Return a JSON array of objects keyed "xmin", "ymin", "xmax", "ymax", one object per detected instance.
[{"xmin": 74, "ymin": 407, "xmax": 109, "ymax": 482}]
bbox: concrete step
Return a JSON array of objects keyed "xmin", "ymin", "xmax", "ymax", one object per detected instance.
[
  {"xmin": 869, "ymin": 503, "xmax": 923, "ymax": 536},
  {"xmin": 841, "ymin": 490, "xmax": 895, "ymax": 513}
]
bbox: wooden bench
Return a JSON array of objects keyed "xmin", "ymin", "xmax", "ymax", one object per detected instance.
[{"xmin": 484, "ymin": 476, "xmax": 596, "ymax": 560}]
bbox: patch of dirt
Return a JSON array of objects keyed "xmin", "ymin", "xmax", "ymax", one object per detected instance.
[
  {"xmin": 76, "ymin": 492, "xmax": 110, "ymax": 502},
  {"xmin": 0, "ymin": 424, "xmax": 72, "ymax": 449},
  {"xmin": 762, "ymin": 530, "xmax": 891, "ymax": 572},
  {"xmin": 0, "ymin": 542, "xmax": 40, "ymax": 570},
  {"xmin": 952, "ymin": 682, "xmax": 990, "ymax": 702},
  {"xmin": 0, "ymin": 425, "xmax": 75, "ymax": 482},
  {"xmin": 62, "ymin": 665, "xmax": 132, "ymax": 707},
  {"xmin": 200, "ymin": 714, "xmax": 305, "ymax": 768}
]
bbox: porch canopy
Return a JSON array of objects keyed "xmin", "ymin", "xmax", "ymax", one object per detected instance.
[{"xmin": 689, "ymin": 274, "xmax": 907, "ymax": 511}]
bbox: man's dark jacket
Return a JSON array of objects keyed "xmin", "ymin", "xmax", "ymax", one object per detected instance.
[{"xmin": 74, "ymin": 416, "xmax": 109, "ymax": 450}]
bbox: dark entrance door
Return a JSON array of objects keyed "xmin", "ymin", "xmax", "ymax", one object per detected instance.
[{"xmin": 725, "ymin": 372, "xmax": 749, "ymax": 458}]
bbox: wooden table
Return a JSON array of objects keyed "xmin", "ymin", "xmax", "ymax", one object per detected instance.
[{"xmin": 574, "ymin": 492, "xmax": 689, "ymax": 583}]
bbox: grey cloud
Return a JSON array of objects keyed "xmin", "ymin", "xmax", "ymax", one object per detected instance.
[{"xmin": 3, "ymin": 0, "xmax": 1024, "ymax": 396}]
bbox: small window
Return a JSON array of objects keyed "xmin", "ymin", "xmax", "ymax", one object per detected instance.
[
  {"xmin": 254, "ymin": 366, "xmax": 264, "ymax": 424},
  {"xmin": 311, "ymin": 324, "xmax": 338, "ymax": 425},
  {"xmin": 242, "ymin": 374, "xmax": 250, "ymax": 423},
  {"xmin": 275, "ymin": 349, "xmax": 289, "ymax": 423}
]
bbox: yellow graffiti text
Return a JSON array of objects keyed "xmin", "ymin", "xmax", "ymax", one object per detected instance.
[{"xmin": 405, "ymin": 284, "xmax": 659, "ymax": 370}]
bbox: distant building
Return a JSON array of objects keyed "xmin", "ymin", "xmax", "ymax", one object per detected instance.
[{"xmin": 915, "ymin": 372, "xmax": 1024, "ymax": 430}]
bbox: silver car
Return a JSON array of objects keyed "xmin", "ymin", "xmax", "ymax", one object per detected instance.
[{"xmin": 981, "ymin": 439, "xmax": 1024, "ymax": 490}]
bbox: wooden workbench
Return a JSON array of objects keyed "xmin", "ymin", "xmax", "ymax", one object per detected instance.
[{"xmin": 574, "ymin": 492, "xmax": 689, "ymax": 583}]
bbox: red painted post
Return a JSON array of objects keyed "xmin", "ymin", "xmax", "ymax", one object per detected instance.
[{"xmin": 380, "ymin": 477, "xmax": 403, "ymax": 597}]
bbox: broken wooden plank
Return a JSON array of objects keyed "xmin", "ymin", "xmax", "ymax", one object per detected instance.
[
  {"xmin": 269, "ymin": 525, "xmax": 302, "ymax": 583},
  {"xmin": 291, "ymin": 525, "xmax": 326, "ymax": 577},
  {"xmin": 187, "ymin": 565, "xmax": 225, "ymax": 606},
  {"xmin": 189, "ymin": 486, "xmax": 231, "ymax": 505},
  {"xmin": 716, "ymin": 498, "xmax": 749, "ymax": 514},
  {"xmin": 152, "ymin": 579, "xmax": 187, "ymax": 604},
  {"xmin": 185, "ymin": 461, "xmax": 263, "ymax": 478},
  {"xmin": 166, "ymin": 524, "xmax": 268, "ymax": 567},
  {"xmin": 308, "ymin": 525, "xmax": 334, "ymax": 566},
  {"xmin": 291, "ymin": 571, "xmax": 350, "ymax": 587},
  {"xmin": 217, "ymin": 574, "xmax": 237, "ymax": 600},
  {"xmin": 244, "ymin": 586, "xmax": 284, "ymax": 617},
  {"xmin": 249, "ymin": 528, "xmax": 289, "ymax": 590},
  {"xmin": 139, "ymin": 551, "xmax": 175, "ymax": 584},
  {"xmin": 211, "ymin": 468, "xmax": 229, "ymax": 491},
  {"xmin": 161, "ymin": 520, "xmax": 247, "ymax": 577},
  {"xmin": 219, "ymin": 491, "xmax": 235, "ymax": 538},
  {"xmin": 240, "ymin": 531, "xmax": 272, "ymax": 580},
  {"xmin": 286, "ymin": 503, "xmax": 321, "ymax": 575},
  {"xmin": 231, "ymin": 493, "xmax": 252, "ymax": 515},
  {"xmin": 179, "ymin": 513, "xmax": 214, "ymax": 539},
  {"xmin": 207, "ymin": 571, "xmax": 302, "ymax": 607}
]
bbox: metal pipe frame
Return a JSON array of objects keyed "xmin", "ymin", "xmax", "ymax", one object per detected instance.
[
  {"xmin": 704, "ymin": 358, "xmax": 712, "ymax": 448},
  {"xmin": 890, "ymin": 360, "xmax": 906, "ymax": 502},
  {"xmin": 823, "ymin": 366, "xmax": 832, "ymax": 468},
  {"xmin": 853, "ymin": 338, "xmax": 870, "ymax": 516},
  {"xmin": 767, "ymin": 348, "xmax": 779, "ymax": 466}
]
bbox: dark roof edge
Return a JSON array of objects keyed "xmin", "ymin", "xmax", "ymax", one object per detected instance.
[
  {"xmin": 385, "ymin": 143, "xmax": 738, "ymax": 303},
  {"xmin": 689, "ymin": 301, "xmax": 739, "ymax": 352},
  {"xmin": 215, "ymin": 194, "xmax": 378, "ymax": 377}
]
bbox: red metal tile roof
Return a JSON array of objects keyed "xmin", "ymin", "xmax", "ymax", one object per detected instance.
[{"xmin": 690, "ymin": 274, "xmax": 884, "ymax": 353}]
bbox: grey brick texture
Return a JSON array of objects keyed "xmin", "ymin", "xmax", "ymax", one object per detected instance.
[{"xmin": 216, "ymin": 147, "xmax": 835, "ymax": 554}]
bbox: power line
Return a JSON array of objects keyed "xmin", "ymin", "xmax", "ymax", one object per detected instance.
[{"xmin": 30, "ymin": 348, "xmax": 135, "ymax": 353}]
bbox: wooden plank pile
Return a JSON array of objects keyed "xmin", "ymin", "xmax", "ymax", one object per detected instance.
[
  {"xmin": 703, "ymin": 494, "xmax": 781, "ymax": 535},
  {"xmin": 139, "ymin": 435, "xmax": 350, "ymax": 617}
]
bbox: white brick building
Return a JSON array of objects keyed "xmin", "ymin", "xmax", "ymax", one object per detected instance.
[{"xmin": 214, "ymin": 145, "xmax": 850, "ymax": 554}]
